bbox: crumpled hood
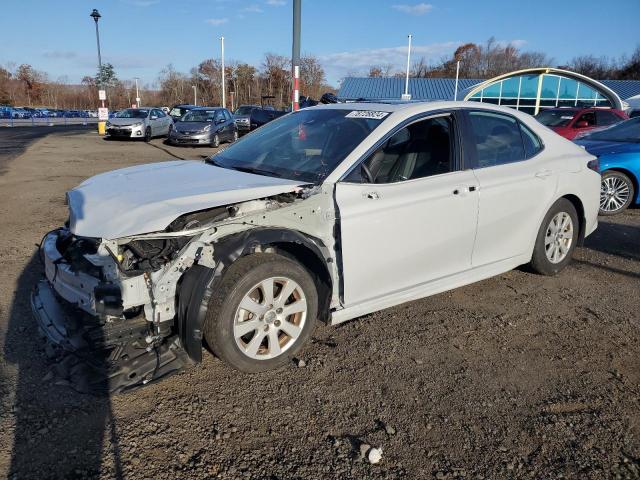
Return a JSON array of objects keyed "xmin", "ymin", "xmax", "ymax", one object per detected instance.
[
  {"xmin": 574, "ymin": 139, "xmax": 640, "ymax": 157},
  {"xmin": 67, "ymin": 160, "xmax": 303, "ymax": 239}
]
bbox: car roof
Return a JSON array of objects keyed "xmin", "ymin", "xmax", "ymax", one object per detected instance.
[{"xmin": 192, "ymin": 107, "xmax": 223, "ymax": 111}]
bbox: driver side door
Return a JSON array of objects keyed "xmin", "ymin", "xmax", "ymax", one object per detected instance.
[{"xmin": 335, "ymin": 112, "xmax": 479, "ymax": 307}]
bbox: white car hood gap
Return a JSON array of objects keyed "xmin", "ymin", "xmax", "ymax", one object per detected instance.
[{"xmin": 67, "ymin": 160, "xmax": 303, "ymax": 239}]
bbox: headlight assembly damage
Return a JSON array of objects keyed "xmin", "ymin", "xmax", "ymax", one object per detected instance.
[{"xmin": 31, "ymin": 188, "xmax": 335, "ymax": 394}]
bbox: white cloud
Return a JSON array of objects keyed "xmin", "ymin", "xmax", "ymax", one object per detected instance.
[
  {"xmin": 242, "ymin": 4, "xmax": 264, "ymax": 13},
  {"xmin": 392, "ymin": 3, "xmax": 433, "ymax": 15},
  {"xmin": 266, "ymin": 0, "xmax": 286, "ymax": 5},
  {"xmin": 320, "ymin": 42, "xmax": 459, "ymax": 81},
  {"xmin": 205, "ymin": 18, "xmax": 229, "ymax": 26}
]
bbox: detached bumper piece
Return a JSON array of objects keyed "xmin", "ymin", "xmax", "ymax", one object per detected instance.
[{"xmin": 31, "ymin": 280, "xmax": 192, "ymax": 394}]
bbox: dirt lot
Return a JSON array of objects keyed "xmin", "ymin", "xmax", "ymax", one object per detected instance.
[{"xmin": 0, "ymin": 129, "xmax": 639, "ymax": 479}]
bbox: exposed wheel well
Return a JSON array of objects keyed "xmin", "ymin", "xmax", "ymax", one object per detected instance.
[
  {"xmin": 267, "ymin": 242, "xmax": 333, "ymax": 323},
  {"xmin": 561, "ymin": 194, "xmax": 586, "ymax": 245}
]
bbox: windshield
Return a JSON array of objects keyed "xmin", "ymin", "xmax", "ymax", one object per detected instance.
[
  {"xmin": 115, "ymin": 109, "xmax": 149, "ymax": 119},
  {"xmin": 584, "ymin": 117, "xmax": 640, "ymax": 143},
  {"xmin": 536, "ymin": 110, "xmax": 577, "ymax": 127},
  {"xmin": 169, "ymin": 107, "xmax": 189, "ymax": 118},
  {"xmin": 209, "ymin": 108, "xmax": 387, "ymax": 183},
  {"xmin": 182, "ymin": 110, "xmax": 217, "ymax": 122},
  {"xmin": 234, "ymin": 106, "xmax": 255, "ymax": 115}
]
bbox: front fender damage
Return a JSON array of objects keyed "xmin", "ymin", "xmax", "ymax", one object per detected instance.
[{"xmin": 33, "ymin": 184, "xmax": 339, "ymax": 393}]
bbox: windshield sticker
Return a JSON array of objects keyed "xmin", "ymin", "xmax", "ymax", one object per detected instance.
[{"xmin": 345, "ymin": 110, "xmax": 390, "ymax": 120}]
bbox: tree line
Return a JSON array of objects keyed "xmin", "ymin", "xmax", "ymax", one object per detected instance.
[
  {"xmin": 366, "ymin": 38, "xmax": 640, "ymax": 81},
  {"xmin": 0, "ymin": 53, "xmax": 332, "ymax": 111},
  {"xmin": 1, "ymin": 40, "xmax": 638, "ymax": 110}
]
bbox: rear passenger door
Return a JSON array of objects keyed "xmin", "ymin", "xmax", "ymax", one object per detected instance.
[{"xmin": 463, "ymin": 110, "xmax": 557, "ymax": 267}]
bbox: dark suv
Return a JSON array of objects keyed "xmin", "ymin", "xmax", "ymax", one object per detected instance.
[{"xmin": 535, "ymin": 107, "xmax": 627, "ymax": 140}]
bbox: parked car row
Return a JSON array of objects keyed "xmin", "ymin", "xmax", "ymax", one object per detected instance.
[
  {"xmin": 0, "ymin": 105, "xmax": 98, "ymax": 119},
  {"xmin": 105, "ymin": 106, "xmax": 238, "ymax": 145}
]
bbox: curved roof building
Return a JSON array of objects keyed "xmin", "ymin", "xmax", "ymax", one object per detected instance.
[{"xmin": 463, "ymin": 67, "xmax": 623, "ymax": 115}]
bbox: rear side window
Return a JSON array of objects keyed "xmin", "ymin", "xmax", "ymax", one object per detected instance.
[
  {"xmin": 520, "ymin": 123, "xmax": 543, "ymax": 158},
  {"xmin": 596, "ymin": 110, "xmax": 621, "ymax": 126},
  {"xmin": 468, "ymin": 111, "xmax": 525, "ymax": 168}
]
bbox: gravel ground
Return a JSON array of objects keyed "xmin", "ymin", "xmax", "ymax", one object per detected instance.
[{"xmin": 0, "ymin": 130, "xmax": 638, "ymax": 479}]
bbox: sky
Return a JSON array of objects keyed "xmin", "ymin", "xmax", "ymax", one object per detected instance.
[{"xmin": 1, "ymin": 0, "xmax": 639, "ymax": 88}]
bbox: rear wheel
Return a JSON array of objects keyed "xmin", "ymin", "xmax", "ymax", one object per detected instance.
[
  {"xmin": 203, "ymin": 253, "xmax": 318, "ymax": 372},
  {"xmin": 530, "ymin": 198, "xmax": 579, "ymax": 276},
  {"xmin": 600, "ymin": 170, "xmax": 634, "ymax": 216}
]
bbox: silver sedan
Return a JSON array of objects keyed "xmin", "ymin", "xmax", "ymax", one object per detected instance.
[{"xmin": 106, "ymin": 108, "xmax": 174, "ymax": 141}]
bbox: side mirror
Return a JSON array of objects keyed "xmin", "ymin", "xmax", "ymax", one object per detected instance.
[
  {"xmin": 575, "ymin": 120, "xmax": 589, "ymax": 128},
  {"xmin": 216, "ymin": 118, "xmax": 225, "ymax": 124}
]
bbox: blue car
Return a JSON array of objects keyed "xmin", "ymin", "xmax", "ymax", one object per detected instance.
[{"xmin": 576, "ymin": 117, "xmax": 640, "ymax": 215}]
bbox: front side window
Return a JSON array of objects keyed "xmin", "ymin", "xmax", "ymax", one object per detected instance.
[
  {"xmin": 468, "ymin": 111, "xmax": 525, "ymax": 167},
  {"xmin": 350, "ymin": 115, "xmax": 454, "ymax": 184},
  {"xmin": 214, "ymin": 110, "xmax": 225, "ymax": 122},
  {"xmin": 210, "ymin": 108, "xmax": 386, "ymax": 183}
]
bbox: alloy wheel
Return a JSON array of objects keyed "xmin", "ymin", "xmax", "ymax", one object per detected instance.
[
  {"xmin": 600, "ymin": 175, "xmax": 631, "ymax": 213},
  {"xmin": 233, "ymin": 276, "xmax": 307, "ymax": 360},
  {"xmin": 544, "ymin": 212, "xmax": 574, "ymax": 264}
]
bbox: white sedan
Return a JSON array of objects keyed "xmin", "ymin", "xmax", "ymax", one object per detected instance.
[{"xmin": 33, "ymin": 101, "xmax": 600, "ymax": 391}]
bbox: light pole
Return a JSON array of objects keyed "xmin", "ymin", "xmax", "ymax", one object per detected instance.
[
  {"xmin": 220, "ymin": 36, "xmax": 226, "ymax": 108},
  {"xmin": 192, "ymin": 85, "xmax": 197, "ymax": 106},
  {"xmin": 134, "ymin": 77, "xmax": 140, "ymax": 107},
  {"xmin": 90, "ymin": 9, "xmax": 106, "ymax": 134},
  {"xmin": 402, "ymin": 34, "xmax": 412, "ymax": 101},
  {"xmin": 292, "ymin": 0, "xmax": 301, "ymax": 111}
]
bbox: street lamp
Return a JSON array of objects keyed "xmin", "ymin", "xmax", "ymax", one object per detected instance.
[
  {"xmin": 90, "ymin": 9, "xmax": 102, "ymax": 81},
  {"xmin": 220, "ymin": 36, "xmax": 226, "ymax": 108},
  {"xmin": 90, "ymin": 8, "xmax": 106, "ymax": 134},
  {"xmin": 192, "ymin": 85, "xmax": 197, "ymax": 106}
]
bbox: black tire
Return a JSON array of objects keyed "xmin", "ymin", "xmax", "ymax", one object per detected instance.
[
  {"xmin": 167, "ymin": 123, "xmax": 173, "ymax": 138},
  {"xmin": 144, "ymin": 126, "xmax": 152, "ymax": 142},
  {"xmin": 232, "ymin": 130, "xmax": 239, "ymax": 142},
  {"xmin": 211, "ymin": 134, "xmax": 220, "ymax": 148},
  {"xmin": 530, "ymin": 198, "xmax": 579, "ymax": 276},
  {"xmin": 203, "ymin": 253, "xmax": 318, "ymax": 372},
  {"xmin": 599, "ymin": 170, "xmax": 634, "ymax": 216}
]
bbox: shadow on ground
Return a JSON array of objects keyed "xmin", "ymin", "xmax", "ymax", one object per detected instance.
[{"xmin": 3, "ymin": 253, "xmax": 122, "ymax": 479}]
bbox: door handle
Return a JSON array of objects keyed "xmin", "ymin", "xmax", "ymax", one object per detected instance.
[
  {"xmin": 363, "ymin": 191, "xmax": 380, "ymax": 200},
  {"xmin": 535, "ymin": 169, "xmax": 553, "ymax": 179},
  {"xmin": 452, "ymin": 185, "xmax": 476, "ymax": 196}
]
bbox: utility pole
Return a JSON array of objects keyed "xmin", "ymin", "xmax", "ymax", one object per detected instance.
[
  {"xmin": 220, "ymin": 36, "xmax": 226, "ymax": 108},
  {"xmin": 134, "ymin": 77, "xmax": 140, "ymax": 107},
  {"xmin": 454, "ymin": 61, "xmax": 460, "ymax": 101},
  {"xmin": 292, "ymin": 0, "xmax": 301, "ymax": 111},
  {"xmin": 402, "ymin": 34, "xmax": 412, "ymax": 101},
  {"xmin": 192, "ymin": 85, "xmax": 197, "ymax": 106}
]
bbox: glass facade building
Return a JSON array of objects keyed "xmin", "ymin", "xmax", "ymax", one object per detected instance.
[{"xmin": 464, "ymin": 68, "xmax": 622, "ymax": 115}]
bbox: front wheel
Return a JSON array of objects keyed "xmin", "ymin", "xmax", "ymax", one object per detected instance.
[
  {"xmin": 211, "ymin": 134, "xmax": 220, "ymax": 148},
  {"xmin": 530, "ymin": 198, "xmax": 579, "ymax": 276},
  {"xmin": 232, "ymin": 130, "xmax": 239, "ymax": 142},
  {"xmin": 203, "ymin": 253, "xmax": 318, "ymax": 372},
  {"xmin": 144, "ymin": 126, "xmax": 152, "ymax": 142},
  {"xmin": 600, "ymin": 170, "xmax": 634, "ymax": 216}
]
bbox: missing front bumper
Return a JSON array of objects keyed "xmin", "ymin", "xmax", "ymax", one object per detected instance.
[{"xmin": 31, "ymin": 280, "xmax": 193, "ymax": 394}]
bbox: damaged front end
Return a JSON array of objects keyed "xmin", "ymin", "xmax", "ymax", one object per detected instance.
[
  {"xmin": 32, "ymin": 228, "xmax": 193, "ymax": 394},
  {"xmin": 32, "ymin": 185, "xmax": 338, "ymax": 394}
]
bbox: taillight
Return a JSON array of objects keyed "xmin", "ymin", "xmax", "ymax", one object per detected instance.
[{"xmin": 587, "ymin": 158, "xmax": 600, "ymax": 173}]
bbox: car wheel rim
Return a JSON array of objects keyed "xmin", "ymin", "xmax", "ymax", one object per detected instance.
[
  {"xmin": 234, "ymin": 131, "xmax": 238, "ymax": 141},
  {"xmin": 544, "ymin": 212, "xmax": 574, "ymax": 264},
  {"xmin": 600, "ymin": 176, "xmax": 630, "ymax": 213},
  {"xmin": 214, "ymin": 135, "xmax": 219, "ymax": 147},
  {"xmin": 233, "ymin": 276, "xmax": 307, "ymax": 360}
]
